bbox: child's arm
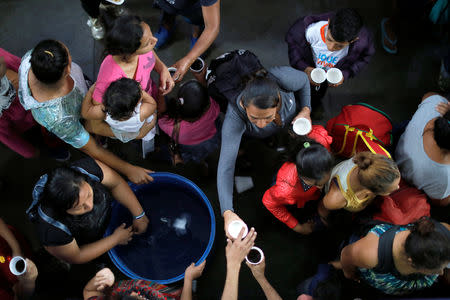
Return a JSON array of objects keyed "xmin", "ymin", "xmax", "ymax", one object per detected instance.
[
  {"xmin": 140, "ymin": 90, "xmax": 157, "ymax": 119},
  {"xmin": 81, "ymin": 84, "xmax": 107, "ymax": 121},
  {"xmin": 0, "ymin": 218, "xmax": 22, "ymax": 257},
  {"xmin": 135, "ymin": 91, "xmax": 158, "ymax": 139}
]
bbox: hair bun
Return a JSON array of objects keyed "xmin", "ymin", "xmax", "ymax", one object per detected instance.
[
  {"xmin": 413, "ymin": 217, "xmax": 435, "ymax": 236},
  {"xmin": 353, "ymin": 152, "xmax": 373, "ymax": 170}
]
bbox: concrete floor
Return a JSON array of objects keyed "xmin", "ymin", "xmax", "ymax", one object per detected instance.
[{"xmin": 0, "ymin": 0, "xmax": 449, "ymax": 299}]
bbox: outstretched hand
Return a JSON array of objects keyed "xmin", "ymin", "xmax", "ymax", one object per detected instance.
[
  {"xmin": 225, "ymin": 227, "xmax": 257, "ymax": 269},
  {"xmin": 126, "ymin": 165, "xmax": 154, "ymax": 185},
  {"xmin": 185, "ymin": 260, "xmax": 206, "ymax": 281}
]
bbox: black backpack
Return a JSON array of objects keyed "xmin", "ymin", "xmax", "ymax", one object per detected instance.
[{"xmin": 206, "ymin": 49, "xmax": 264, "ymax": 111}]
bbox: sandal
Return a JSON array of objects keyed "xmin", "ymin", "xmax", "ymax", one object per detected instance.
[{"xmin": 381, "ymin": 18, "xmax": 398, "ymax": 54}]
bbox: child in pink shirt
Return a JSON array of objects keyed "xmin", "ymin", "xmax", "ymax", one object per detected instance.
[
  {"xmin": 92, "ymin": 50, "xmax": 157, "ymax": 103},
  {"xmin": 82, "ymin": 14, "xmax": 174, "ymax": 137},
  {"xmin": 158, "ymin": 80, "xmax": 220, "ymax": 165}
]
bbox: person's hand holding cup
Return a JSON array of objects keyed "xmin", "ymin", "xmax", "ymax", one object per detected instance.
[
  {"xmin": 327, "ymin": 68, "xmax": 344, "ymax": 87},
  {"xmin": 225, "ymin": 227, "xmax": 257, "ymax": 269}
]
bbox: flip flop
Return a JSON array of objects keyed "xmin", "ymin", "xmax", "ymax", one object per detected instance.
[{"xmin": 381, "ymin": 18, "xmax": 398, "ymax": 54}]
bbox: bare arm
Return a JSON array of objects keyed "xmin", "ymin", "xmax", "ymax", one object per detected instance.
[
  {"xmin": 340, "ymin": 234, "xmax": 378, "ymax": 280},
  {"xmin": 0, "ymin": 218, "xmax": 22, "ymax": 256},
  {"xmin": 221, "ymin": 228, "xmax": 257, "ymax": 300},
  {"xmin": 318, "ymin": 180, "xmax": 347, "ymax": 220},
  {"xmin": 97, "ymin": 160, "xmax": 149, "ymax": 234},
  {"xmin": 247, "ymin": 259, "xmax": 282, "ymax": 300},
  {"xmin": 80, "ymin": 136, "xmax": 153, "ymax": 184},
  {"xmin": 181, "ymin": 261, "xmax": 206, "ymax": 300},
  {"xmin": 45, "ymin": 224, "xmax": 133, "ymax": 264},
  {"xmin": 81, "ymin": 84, "xmax": 106, "ymax": 121},
  {"xmin": 135, "ymin": 91, "xmax": 158, "ymax": 139},
  {"xmin": 153, "ymin": 51, "xmax": 175, "ymax": 95},
  {"xmin": 172, "ymin": 0, "xmax": 220, "ymax": 82}
]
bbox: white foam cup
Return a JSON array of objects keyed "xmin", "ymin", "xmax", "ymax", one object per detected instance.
[
  {"xmin": 189, "ymin": 57, "xmax": 205, "ymax": 73},
  {"xmin": 327, "ymin": 68, "xmax": 343, "ymax": 84},
  {"xmin": 293, "ymin": 117, "xmax": 312, "ymax": 135},
  {"xmin": 9, "ymin": 256, "xmax": 27, "ymax": 276},
  {"xmin": 227, "ymin": 220, "xmax": 248, "ymax": 239},
  {"xmin": 245, "ymin": 246, "xmax": 264, "ymax": 265},
  {"xmin": 310, "ymin": 68, "xmax": 327, "ymax": 84}
]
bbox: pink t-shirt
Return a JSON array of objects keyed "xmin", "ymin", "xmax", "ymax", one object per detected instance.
[
  {"xmin": 93, "ymin": 51, "xmax": 156, "ymax": 103},
  {"xmin": 158, "ymin": 98, "xmax": 220, "ymax": 145}
]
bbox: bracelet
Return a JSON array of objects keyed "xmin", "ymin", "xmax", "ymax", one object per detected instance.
[{"xmin": 134, "ymin": 211, "xmax": 146, "ymax": 220}]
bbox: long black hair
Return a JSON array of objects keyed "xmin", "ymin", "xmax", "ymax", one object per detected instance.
[{"xmin": 30, "ymin": 39, "xmax": 69, "ymax": 84}]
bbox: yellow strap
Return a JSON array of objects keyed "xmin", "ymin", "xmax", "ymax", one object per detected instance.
[
  {"xmin": 351, "ymin": 130, "xmax": 362, "ymax": 156},
  {"xmin": 337, "ymin": 125, "xmax": 355, "ymax": 155},
  {"xmin": 360, "ymin": 131, "xmax": 392, "ymax": 158}
]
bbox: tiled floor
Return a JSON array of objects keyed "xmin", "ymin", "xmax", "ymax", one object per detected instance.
[{"xmin": 0, "ymin": 0, "xmax": 449, "ymax": 299}]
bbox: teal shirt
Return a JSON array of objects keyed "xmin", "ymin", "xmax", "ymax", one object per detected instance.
[{"xmin": 18, "ymin": 50, "xmax": 90, "ymax": 149}]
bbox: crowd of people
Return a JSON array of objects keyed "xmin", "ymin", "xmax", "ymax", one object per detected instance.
[{"xmin": 0, "ymin": 0, "xmax": 449, "ymax": 299}]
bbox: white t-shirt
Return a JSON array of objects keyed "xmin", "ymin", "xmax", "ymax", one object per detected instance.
[{"xmin": 305, "ymin": 21, "xmax": 349, "ymax": 71}]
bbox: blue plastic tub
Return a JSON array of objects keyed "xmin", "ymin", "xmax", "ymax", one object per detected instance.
[{"xmin": 105, "ymin": 172, "xmax": 215, "ymax": 284}]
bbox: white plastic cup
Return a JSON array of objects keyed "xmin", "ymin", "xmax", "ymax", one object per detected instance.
[
  {"xmin": 227, "ymin": 220, "xmax": 248, "ymax": 239},
  {"xmin": 245, "ymin": 246, "xmax": 264, "ymax": 265},
  {"xmin": 189, "ymin": 57, "xmax": 205, "ymax": 73},
  {"xmin": 310, "ymin": 68, "xmax": 327, "ymax": 84},
  {"xmin": 9, "ymin": 256, "xmax": 27, "ymax": 276},
  {"xmin": 327, "ymin": 68, "xmax": 343, "ymax": 84},
  {"xmin": 292, "ymin": 117, "xmax": 312, "ymax": 135}
]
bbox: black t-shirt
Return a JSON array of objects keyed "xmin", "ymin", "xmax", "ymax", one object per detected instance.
[{"xmin": 35, "ymin": 158, "xmax": 107, "ymax": 247}]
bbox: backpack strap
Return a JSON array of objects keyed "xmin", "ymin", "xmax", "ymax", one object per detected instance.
[
  {"xmin": 373, "ymin": 225, "xmax": 402, "ymax": 273},
  {"xmin": 37, "ymin": 205, "xmax": 71, "ymax": 235},
  {"xmin": 72, "ymin": 166, "xmax": 100, "ymax": 182}
]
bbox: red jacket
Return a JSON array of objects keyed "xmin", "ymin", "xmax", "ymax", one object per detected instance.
[{"xmin": 262, "ymin": 162, "xmax": 321, "ymax": 229}]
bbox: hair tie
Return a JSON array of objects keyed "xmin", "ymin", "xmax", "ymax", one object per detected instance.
[
  {"xmin": 303, "ymin": 142, "xmax": 310, "ymax": 148},
  {"xmin": 44, "ymin": 50, "xmax": 54, "ymax": 58},
  {"xmin": 179, "ymin": 98, "xmax": 184, "ymax": 105}
]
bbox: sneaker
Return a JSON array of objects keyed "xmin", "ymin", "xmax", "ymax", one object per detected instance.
[
  {"xmin": 87, "ymin": 18, "xmax": 105, "ymax": 40},
  {"xmin": 154, "ymin": 26, "xmax": 172, "ymax": 50}
]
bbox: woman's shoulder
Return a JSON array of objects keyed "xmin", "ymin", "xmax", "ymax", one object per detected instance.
[{"xmin": 35, "ymin": 215, "xmax": 73, "ymax": 247}]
